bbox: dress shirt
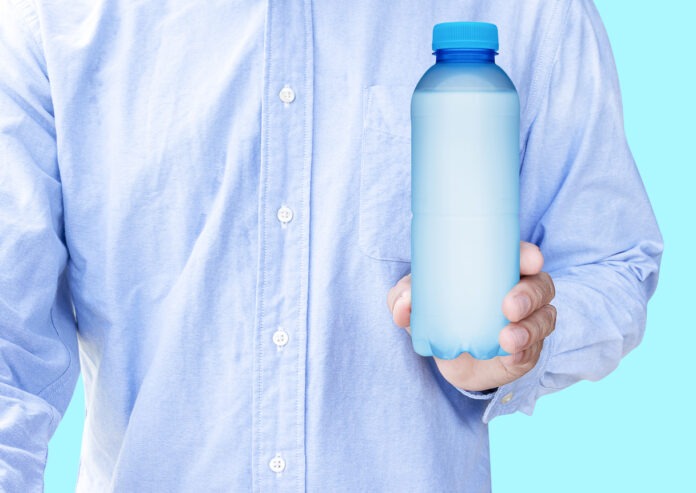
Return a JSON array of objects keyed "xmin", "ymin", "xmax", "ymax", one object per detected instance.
[{"xmin": 0, "ymin": 0, "xmax": 662, "ymax": 491}]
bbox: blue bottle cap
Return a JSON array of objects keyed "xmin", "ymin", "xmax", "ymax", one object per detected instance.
[{"xmin": 432, "ymin": 22, "xmax": 499, "ymax": 52}]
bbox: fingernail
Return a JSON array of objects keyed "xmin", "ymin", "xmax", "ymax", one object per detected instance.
[
  {"xmin": 515, "ymin": 295, "xmax": 531, "ymax": 316},
  {"xmin": 509, "ymin": 327, "xmax": 529, "ymax": 351}
]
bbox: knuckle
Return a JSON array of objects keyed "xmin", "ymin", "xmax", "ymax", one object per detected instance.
[
  {"xmin": 541, "ymin": 304, "xmax": 556, "ymax": 334},
  {"xmin": 525, "ymin": 276, "xmax": 547, "ymax": 307},
  {"xmin": 522, "ymin": 342, "xmax": 543, "ymax": 368},
  {"xmin": 532, "ymin": 282, "xmax": 546, "ymax": 306},
  {"xmin": 523, "ymin": 307, "xmax": 550, "ymax": 343},
  {"xmin": 532, "ymin": 313, "xmax": 545, "ymax": 339},
  {"xmin": 546, "ymin": 303, "xmax": 557, "ymax": 326},
  {"xmin": 514, "ymin": 348, "xmax": 529, "ymax": 366},
  {"xmin": 540, "ymin": 271, "xmax": 555, "ymax": 301},
  {"xmin": 516, "ymin": 311, "xmax": 539, "ymax": 337},
  {"xmin": 516, "ymin": 319, "xmax": 534, "ymax": 341}
]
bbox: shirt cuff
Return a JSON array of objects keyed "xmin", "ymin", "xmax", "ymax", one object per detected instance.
[
  {"xmin": 454, "ymin": 330, "xmax": 556, "ymax": 423},
  {"xmin": 456, "ymin": 387, "xmax": 497, "ymax": 400}
]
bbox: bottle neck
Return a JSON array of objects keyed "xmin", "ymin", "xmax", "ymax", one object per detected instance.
[{"xmin": 434, "ymin": 48, "xmax": 496, "ymax": 63}]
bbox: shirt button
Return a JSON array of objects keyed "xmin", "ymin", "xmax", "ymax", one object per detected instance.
[
  {"xmin": 269, "ymin": 454, "xmax": 286, "ymax": 473},
  {"xmin": 277, "ymin": 205, "xmax": 294, "ymax": 225},
  {"xmin": 501, "ymin": 392, "xmax": 514, "ymax": 404},
  {"xmin": 279, "ymin": 86, "xmax": 295, "ymax": 104},
  {"xmin": 272, "ymin": 328, "xmax": 289, "ymax": 348}
]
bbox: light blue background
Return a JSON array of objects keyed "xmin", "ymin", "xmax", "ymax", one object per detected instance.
[{"xmin": 45, "ymin": 2, "xmax": 695, "ymax": 491}]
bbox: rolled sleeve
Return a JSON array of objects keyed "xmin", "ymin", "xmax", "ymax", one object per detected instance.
[
  {"xmin": 0, "ymin": 0, "xmax": 80, "ymax": 490},
  {"xmin": 456, "ymin": 0, "xmax": 662, "ymax": 423}
]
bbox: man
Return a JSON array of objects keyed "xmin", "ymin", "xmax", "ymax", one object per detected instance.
[{"xmin": 0, "ymin": 0, "xmax": 662, "ymax": 491}]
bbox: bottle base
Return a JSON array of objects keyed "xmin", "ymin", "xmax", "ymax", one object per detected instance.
[{"xmin": 412, "ymin": 337, "xmax": 509, "ymax": 360}]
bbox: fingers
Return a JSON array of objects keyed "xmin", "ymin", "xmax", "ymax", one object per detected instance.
[
  {"xmin": 502, "ymin": 271, "xmax": 555, "ymax": 323},
  {"xmin": 438, "ymin": 305, "xmax": 555, "ymax": 391},
  {"xmin": 387, "ymin": 273, "xmax": 412, "ymax": 328},
  {"xmin": 435, "ymin": 339, "xmax": 545, "ymax": 392},
  {"xmin": 499, "ymin": 303, "xmax": 557, "ymax": 354},
  {"xmin": 392, "ymin": 290, "xmax": 411, "ymax": 328},
  {"xmin": 520, "ymin": 241, "xmax": 544, "ymax": 276},
  {"xmin": 499, "ymin": 339, "xmax": 544, "ymax": 373}
]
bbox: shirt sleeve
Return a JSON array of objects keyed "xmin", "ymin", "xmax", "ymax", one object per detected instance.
[
  {"xmin": 455, "ymin": 0, "xmax": 663, "ymax": 422},
  {"xmin": 0, "ymin": 0, "xmax": 80, "ymax": 489}
]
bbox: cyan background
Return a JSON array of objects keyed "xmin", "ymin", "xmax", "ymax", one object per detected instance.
[{"xmin": 45, "ymin": 1, "xmax": 695, "ymax": 491}]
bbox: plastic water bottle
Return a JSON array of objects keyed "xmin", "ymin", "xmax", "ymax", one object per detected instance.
[{"xmin": 410, "ymin": 22, "xmax": 520, "ymax": 360}]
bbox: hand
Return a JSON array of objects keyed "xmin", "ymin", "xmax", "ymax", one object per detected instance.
[{"xmin": 386, "ymin": 242, "xmax": 556, "ymax": 392}]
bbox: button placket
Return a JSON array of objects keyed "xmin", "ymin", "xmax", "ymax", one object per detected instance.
[{"xmin": 254, "ymin": 0, "xmax": 313, "ymax": 489}]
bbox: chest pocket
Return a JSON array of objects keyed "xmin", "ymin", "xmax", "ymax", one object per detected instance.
[{"xmin": 359, "ymin": 85, "xmax": 413, "ymax": 263}]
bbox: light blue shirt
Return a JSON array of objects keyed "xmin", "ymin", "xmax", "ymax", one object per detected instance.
[{"xmin": 0, "ymin": 0, "xmax": 662, "ymax": 491}]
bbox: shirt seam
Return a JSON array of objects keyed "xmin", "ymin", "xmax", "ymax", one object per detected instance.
[
  {"xmin": 35, "ymin": 302, "xmax": 75, "ymax": 405},
  {"xmin": 520, "ymin": 0, "xmax": 573, "ymax": 160},
  {"xmin": 9, "ymin": 0, "xmax": 48, "ymax": 74},
  {"xmin": 254, "ymin": 1, "xmax": 274, "ymax": 491},
  {"xmin": 298, "ymin": 1, "xmax": 313, "ymax": 492},
  {"xmin": 5, "ymin": 0, "xmax": 71, "ymax": 410}
]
